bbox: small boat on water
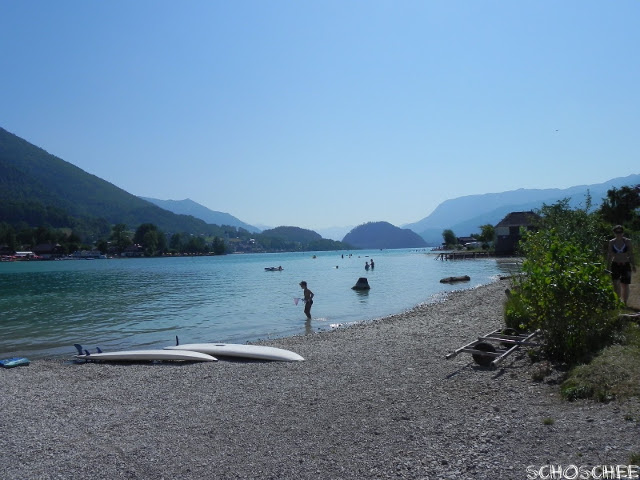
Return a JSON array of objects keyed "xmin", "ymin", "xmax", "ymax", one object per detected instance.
[{"xmin": 264, "ymin": 266, "xmax": 283, "ymax": 271}]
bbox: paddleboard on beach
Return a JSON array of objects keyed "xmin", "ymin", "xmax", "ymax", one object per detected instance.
[
  {"xmin": 73, "ymin": 344, "xmax": 217, "ymax": 362},
  {"xmin": 165, "ymin": 339, "xmax": 304, "ymax": 362}
]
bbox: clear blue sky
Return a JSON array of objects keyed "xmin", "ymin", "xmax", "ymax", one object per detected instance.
[{"xmin": 2, "ymin": 1, "xmax": 638, "ymax": 230}]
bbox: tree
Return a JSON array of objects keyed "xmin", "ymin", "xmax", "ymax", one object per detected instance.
[
  {"xmin": 212, "ymin": 236, "xmax": 226, "ymax": 255},
  {"xmin": 0, "ymin": 222, "xmax": 17, "ymax": 252},
  {"xmin": 598, "ymin": 185, "xmax": 640, "ymax": 229},
  {"xmin": 506, "ymin": 199, "xmax": 620, "ymax": 364},
  {"xmin": 134, "ymin": 223, "xmax": 167, "ymax": 256},
  {"xmin": 185, "ymin": 236, "xmax": 207, "ymax": 253},
  {"xmin": 473, "ymin": 224, "xmax": 495, "ymax": 244},
  {"xmin": 169, "ymin": 233, "xmax": 183, "ymax": 252},
  {"xmin": 96, "ymin": 239, "xmax": 109, "ymax": 254},
  {"xmin": 442, "ymin": 229, "xmax": 457, "ymax": 247},
  {"xmin": 110, "ymin": 223, "xmax": 131, "ymax": 254}
]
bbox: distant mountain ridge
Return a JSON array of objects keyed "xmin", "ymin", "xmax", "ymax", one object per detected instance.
[
  {"xmin": 0, "ymin": 126, "xmax": 230, "ymax": 238},
  {"xmin": 343, "ymin": 221, "xmax": 427, "ymax": 249},
  {"xmin": 3, "ymin": 125, "xmax": 638, "ymax": 250},
  {"xmin": 140, "ymin": 197, "xmax": 260, "ymax": 233},
  {"xmin": 403, "ymin": 174, "xmax": 640, "ymax": 245}
]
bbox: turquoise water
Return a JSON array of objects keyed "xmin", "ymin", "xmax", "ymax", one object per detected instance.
[{"xmin": 0, "ymin": 249, "xmax": 518, "ymax": 359}]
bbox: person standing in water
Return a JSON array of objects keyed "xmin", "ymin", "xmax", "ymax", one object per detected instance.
[
  {"xmin": 607, "ymin": 225, "xmax": 636, "ymax": 305},
  {"xmin": 299, "ymin": 281, "xmax": 314, "ymax": 319}
]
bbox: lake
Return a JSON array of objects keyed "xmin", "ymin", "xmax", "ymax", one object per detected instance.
[{"xmin": 0, "ymin": 249, "xmax": 519, "ymax": 359}]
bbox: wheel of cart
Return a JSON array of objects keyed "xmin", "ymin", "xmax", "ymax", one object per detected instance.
[{"xmin": 471, "ymin": 342, "xmax": 498, "ymax": 366}]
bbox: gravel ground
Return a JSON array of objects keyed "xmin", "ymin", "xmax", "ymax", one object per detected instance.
[{"xmin": 1, "ymin": 278, "xmax": 639, "ymax": 480}]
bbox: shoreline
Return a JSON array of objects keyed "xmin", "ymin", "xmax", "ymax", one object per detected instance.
[{"xmin": 2, "ymin": 278, "xmax": 638, "ymax": 479}]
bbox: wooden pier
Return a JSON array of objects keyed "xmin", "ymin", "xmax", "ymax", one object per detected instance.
[{"xmin": 435, "ymin": 251, "xmax": 494, "ymax": 261}]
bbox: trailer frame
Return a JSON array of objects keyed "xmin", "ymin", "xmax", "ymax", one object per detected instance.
[{"xmin": 445, "ymin": 328, "xmax": 540, "ymax": 367}]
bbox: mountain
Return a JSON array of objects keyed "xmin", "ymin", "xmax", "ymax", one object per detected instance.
[
  {"xmin": 404, "ymin": 174, "xmax": 640, "ymax": 245},
  {"xmin": 260, "ymin": 226, "xmax": 351, "ymax": 251},
  {"xmin": 0, "ymin": 126, "xmax": 242, "ymax": 239},
  {"xmin": 262, "ymin": 226, "xmax": 322, "ymax": 243},
  {"xmin": 140, "ymin": 197, "xmax": 260, "ymax": 233},
  {"xmin": 342, "ymin": 221, "xmax": 428, "ymax": 249}
]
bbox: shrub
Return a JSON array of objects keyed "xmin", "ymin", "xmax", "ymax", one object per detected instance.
[
  {"xmin": 504, "ymin": 287, "xmax": 530, "ymax": 331},
  {"xmin": 508, "ymin": 229, "xmax": 619, "ymax": 364},
  {"xmin": 515, "ymin": 228, "xmax": 621, "ymax": 364}
]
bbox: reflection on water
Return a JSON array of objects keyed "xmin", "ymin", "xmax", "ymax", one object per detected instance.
[
  {"xmin": 353, "ymin": 289, "xmax": 370, "ymax": 304},
  {"xmin": 0, "ymin": 250, "xmax": 518, "ymax": 358}
]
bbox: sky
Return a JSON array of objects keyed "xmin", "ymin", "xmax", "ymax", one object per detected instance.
[{"xmin": 1, "ymin": 1, "xmax": 639, "ymax": 231}]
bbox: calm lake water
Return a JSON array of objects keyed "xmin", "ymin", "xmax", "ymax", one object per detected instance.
[{"xmin": 0, "ymin": 249, "xmax": 519, "ymax": 359}]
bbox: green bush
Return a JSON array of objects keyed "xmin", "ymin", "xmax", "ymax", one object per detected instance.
[
  {"xmin": 504, "ymin": 288, "xmax": 530, "ymax": 331},
  {"xmin": 515, "ymin": 228, "xmax": 621, "ymax": 364}
]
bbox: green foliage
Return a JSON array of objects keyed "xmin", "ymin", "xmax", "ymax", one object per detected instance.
[
  {"xmin": 503, "ymin": 288, "xmax": 530, "ymax": 330},
  {"xmin": 511, "ymin": 198, "xmax": 622, "ymax": 364},
  {"xmin": 536, "ymin": 196, "xmax": 610, "ymax": 255},
  {"xmin": 0, "ymin": 222, "xmax": 93, "ymax": 254},
  {"xmin": 0, "ymin": 127, "xmax": 245, "ymax": 242},
  {"xmin": 258, "ymin": 226, "xmax": 353, "ymax": 252},
  {"xmin": 262, "ymin": 226, "xmax": 322, "ymax": 243},
  {"xmin": 560, "ymin": 323, "xmax": 640, "ymax": 402},
  {"xmin": 134, "ymin": 223, "xmax": 168, "ymax": 256},
  {"xmin": 598, "ymin": 185, "xmax": 640, "ymax": 229},
  {"xmin": 184, "ymin": 236, "xmax": 207, "ymax": 253},
  {"xmin": 211, "ymin": 236, "xmax": 226, "ymax": 255},
  {"xmin": 473, "ymin": 224, "xmax": 495, "ymax": 244},
  {"xmin": 110, "ymin": 223, "xmax": 132, "ymax": 254},
  {"xmin": 515, "ymin": 228, "xmax": 620, "ymax": 364},
  {"xmin": 442, "ymin": 229, "xmax": 457, "ymax": 247}
]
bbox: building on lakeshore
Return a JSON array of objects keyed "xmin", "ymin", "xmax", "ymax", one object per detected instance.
[{"xmin": 494, "ymin": 211, "xmax": 540, "ymax": 255}]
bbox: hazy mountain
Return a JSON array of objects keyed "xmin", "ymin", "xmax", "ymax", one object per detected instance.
[
  {"xmin": 0, "ymin": 126, "xmax": 249, "ymax": 239},
  {"xmin": 261, "ymin": 226, "xmax": 351, "ymax": 251},
  {"xmin": 404, "ymin": 174, "xmax": 640, "ymax": 245},
  {"xmin": 262, "ymin": 226, "xmax": 322, "ymax": 243},
  {"xmin": 343, "ymin": 221, "xmax": 428, "ymax": 249},
  {"xmin": 140, "ymin": 197, "xmax": 261, "ymax": 233}
]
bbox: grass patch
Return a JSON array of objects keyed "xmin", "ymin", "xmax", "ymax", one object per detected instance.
[{"xmin": 560, "ymin": 322, "xmax": 640, "ymax": 402}]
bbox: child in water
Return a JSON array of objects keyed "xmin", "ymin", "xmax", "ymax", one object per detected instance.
[{"xmin": 299, "ymin": 281, "xmax": 314, "ymax": 319}]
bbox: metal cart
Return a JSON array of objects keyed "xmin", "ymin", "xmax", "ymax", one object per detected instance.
[{"xmin": 445, "ymin": 328, "xmax": 540, "ymax": 367}]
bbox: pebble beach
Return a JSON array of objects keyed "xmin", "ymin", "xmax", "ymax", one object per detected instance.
[{"xmin": 2, "ymin": 278, "xmax": 639, "ymax": 480}]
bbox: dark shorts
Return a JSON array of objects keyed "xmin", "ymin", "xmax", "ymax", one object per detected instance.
[{"xmin": 611, "ymin": 262, "xmax": 632, "ymax": 284}]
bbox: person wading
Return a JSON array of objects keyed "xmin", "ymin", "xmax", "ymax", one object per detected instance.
[{"xmin": 299, "ymin": 281, "xmax": 314, "ymax": 319}]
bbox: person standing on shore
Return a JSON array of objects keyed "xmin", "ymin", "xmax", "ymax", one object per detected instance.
[
  {"xmin": 607, "ymin": 225, "xmax": 636, "ymax": 305},
  {"xmin": 299, "ymin": 281, "xmax": 314, "ymax": 319}
]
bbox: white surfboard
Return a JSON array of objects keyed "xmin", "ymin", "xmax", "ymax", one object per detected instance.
[
  {"xmin": 74, "ymin": 345, "xmax": 217, "ymax": 362},
  {"xmin": 165, "ymin": 343, "xmax": 304, "ymax": 362}
]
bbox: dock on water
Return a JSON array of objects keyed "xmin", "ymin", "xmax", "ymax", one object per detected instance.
[{"xmin": 435, "ymin": 251, "xmax": 494, "ymax": 261}]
